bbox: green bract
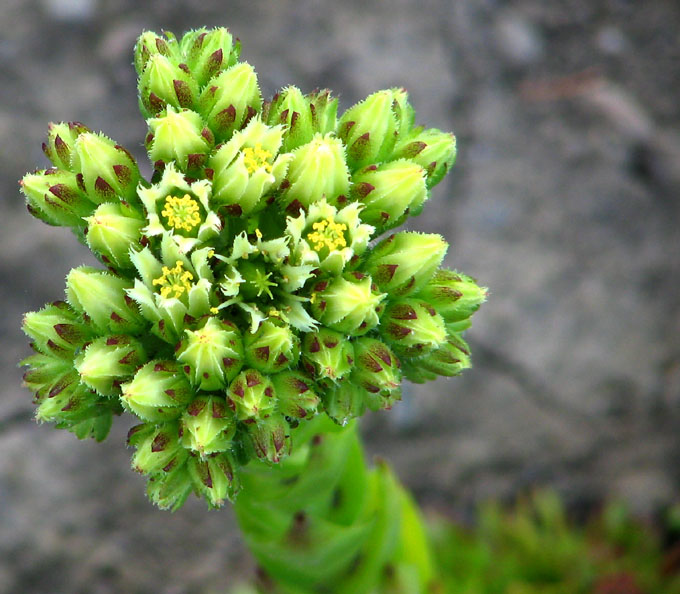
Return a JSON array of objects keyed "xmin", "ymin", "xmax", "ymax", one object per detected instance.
[{"xmin": 20, "ymin": 27, "xmax": 485, "ymax": 510}]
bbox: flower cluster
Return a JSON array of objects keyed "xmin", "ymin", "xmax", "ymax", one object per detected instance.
[{"xmin": 21, "ymin": 28, "xmax": 485, "ymax": 509}]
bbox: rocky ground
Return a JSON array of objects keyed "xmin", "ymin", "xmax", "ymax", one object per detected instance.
[{"xmin": 1, "ymin": 0, "xmax": 679, "ymax": 592}]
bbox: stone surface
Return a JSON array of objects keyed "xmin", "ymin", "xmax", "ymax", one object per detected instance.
[{"xmin": 2, "ymin": 0, "xmax": 679, "ymax": 591}]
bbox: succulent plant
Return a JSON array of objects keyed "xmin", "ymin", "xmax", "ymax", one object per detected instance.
[{"xmin": 20, "ymin": 27, "xmax": 485, "ymax": 514}]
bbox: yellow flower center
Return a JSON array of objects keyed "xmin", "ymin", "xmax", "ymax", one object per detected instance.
[
  {"xmin": 242, "ymin": 144, "xmax": 273, "ymax": 174},
  {"xmin": 161, "ymin": 194, "xmax": 201, "ymax": 232},
  {"xmin": 306, "ymin": 218, "xmax": 348, "ymax": 253},
  {"xmin": 152, "ymin": 260, "xmax": 194, "ymax": 299}
]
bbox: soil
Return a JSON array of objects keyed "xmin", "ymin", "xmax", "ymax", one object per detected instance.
[{"xmin": 1, "ymin": 0, "xmax": 679, "ymax": 592}]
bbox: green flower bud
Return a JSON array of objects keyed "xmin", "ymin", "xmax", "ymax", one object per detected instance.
[
  {"xmin": 181, "ymin": 27, "xmax": 240, "ymax": 87},
  {"xmin": 392, "ymin": 127, "xmax": 456, "ymax": 189},
  {"xmin": 415, "ymin": 269, "xmax": 487, "ymax": 332},
  {"xmin": 351, "ymin": 337, "xmax": 401, "ymax": 400},
  {"xmin": 22, "ymin": 301, "xmax": 91, "ymax": 358},
  {"xmin": 75, "ymin": 335, "xmax": 146, "ymax": 396},
  {"xmin": 301, "ymin": 328, "xmax": 354, "ymax": 382},
  {"xmin": 66, "ymin": 267, "xmax": 145, "ymax": 333},
  {"xmin": 362, "ymin": 232, "xmax": 447, "ymax": 296},
  {"xmin": 198, "ymin": 62, "xmax": 262, "ymax": 141},
  {"xmin": 380, "ymin": 299, "xmax": 447, "ymax": 357},
  {"xmin": 351, "ymin": 160, "xmax": 427, "ymax": 231},
  {"xmin": 34, "ymin": 378, "xmax": 104, "ymax": 425},
  {"xmin": 309, "ymin": 273, "xmax": 385, "ymax": 335},
  {"xmin": 42, "ymin": 121, "xmax": 90, "ymax": 170},
  {"xmin": 146, "ymin": 107, "xmax": 213, "ymax": 173},
  {"xmin": 121, "ymin": 361, "xmax": 193, "ymax": 422},
  {"xmin": 322, "ymin": 381, "xmax": 367, "ymax": 426},
  {"xmin": 244, "ymin": 319, "xmax": 299, "ymax": 374},
  {"xmin": 22, "ymin": 351, "xmax": 72, "ymax": 400},
  {"xmin": 72, "ymin": 132, "xmax": 141, "ymax": 203},
  {"xmin": 146, "ymin": 462, "xmax": 193, "ymax": 511},
  {"xmin": 308, "ymin": 88, "xmax": 338, "ymax": 136},
  {"xmin": 418, "ymin": 333, "xmax": 471, "ymax": 377},
  {"xmin": 85, "ymin": 202, "xmax": 145, "ymax": 269},
  {"xmin": 138, "ymin": 54, "xmax": 199, "ymax": 118},
  {"xmin": 20, "ymin": 168, "xmax": 94, "ymax": 228},
  {"xmin": 181, "ymin": 395, "xmax": 236, "ymax": 455},
  {"xmin": 128, "ymin": 421, "xmax": 188, "ymax": 475},
  {"xmin": 226, "ymin": 369, "xmax": 276, "ymax": 421},
  {"xmin": 337, "ymin": 90, "xmax": 398, "ymax": 170},
  {"xmin": 390, "ymin": 87, "xmax": 416, "ymax": 139},
  {"xmin": 271, "ymin": 370, "xmax": 319, "ymax": 419},
  {"xmin": 177, "ymin": 317, "xmax": 243, "ymax": 390},
  {"xmin": 134, "ymin": 31, "xmax": 179, "ymax": 77},
  {"xmin": 209, "ymin": 118, "xmax": 290, "ymax": 216},
  {"xmin": 279, "ymin": 133, "xmax": 350, "ymax": 211},
  {"xmin": 264, "ymin": 86, "xmax": 314, "ymax": 152},
  {"xmin": 400, "ymin": 360, "xmax": 437, "ymax": 384},
  {"xmin": 247, "ymin": 414, "xmax": 291, "ymax": 464},
  {"xmin": 188, "ymin": 451, "xmax": 240, "ymax": 507}
]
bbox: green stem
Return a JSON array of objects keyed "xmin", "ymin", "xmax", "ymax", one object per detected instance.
[{"xmin": 234, "ymin": 415, "xmax": 441, "ymax": 593}]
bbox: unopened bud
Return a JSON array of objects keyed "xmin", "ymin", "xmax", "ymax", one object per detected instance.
[
  {"xmin": 308, "ymin": 89, "xmax": 338, "ymax": 136},
  {"xmin": 351, "ymin": 337, "xmax": 401, "ymax": 399},
  {"xmin": 134, "ymin": 31, "xmax": 179, "ymax": 77},
  {"xmin": 85, "ymin": 202, "xmax": 144, "ymax": 269},
  {"xmin": 244, "ymin": 319, "xmax": 299, "ymax": 374},
  {"xmin": 121, "ymin": 361, "xmax": 193, "ymax": 422},
  {"xmin": 146, "ymin": 462, "xmax": 193, "ymax": 511},
  {"xmin": 226, "ymin": 369, "xmax": 276, "ymax": 421},
  {"xmin": 181, "ymin": 27, "xmax": 240, "ymax": 87},
  {"xmin": 42, "ymin": 121, "xmax": 90, "ymax": 170},
  {"xmin": 380, "ymin": 299, "xmax": 447, "ymax": 357},
  {"xmin": 181, "ymin": 395, "xmax": 236, "ymax": 455},
  {"xmin": 22, "ymin": 300, "xmax": 91, "ymax": 358},
  {"xmin": 247, "ymin": 414, "xmax": 291, "ymax": 463},
  {"xmin": 309, "ymin": 273, "xmax": 385, "ymax": 336},
  {"xmin": 351, "ymin": 159, "xmax": 427, "ymax": 231},
  {"xmin": 188, "ymin": 451, "xmax": 240, "ymax": 507},
  {"xmin": 271, "ymin": 370, "xmax": 319, "ymax": 419},
  {"xmin": 301, "ymin": 327, "xmax": 354, "ymax": 381},
  {"xmin": 20, "ymin": 169, "xmax": 95, "ymax": 228},
  {"xmin": 390, "ymin": 88, "xmax": 416, "ymax": 139},
  {"xmin": 138, "ymin": 54, "xmax": 199, "ymax": 118},
  {"xmin": 392, "ymin": 127, "xmax": 456, "ymax": 189},
  {"xmin": 128, "ymin": 421, "xmax": 188, "ymax": 475},
  {"xmin": 66, "ymin": 267, "xmax": 144, "ymax": 333},
  {"xmin": 322, "ymin": 381, "xmax": 367, "ymax": 425},
  {"xmin": 362, "ymin": 232, "xmax": 447, "ymax": 296},
  {"xmin": 198, "ymin": 62, "xmax": 262, "ymax": 141},
  {"xmin": 72, "ymin": 132, "xmax": 141, "ymax": 203},
  {"xmin": 75, "ymin": 335, "xmax": 146, "ymax": 396},
  {"xmin": 146, "ymin": 106, "xmax": 213, "ymax": 173},
  {"xmin": 337, "ymin": 90, "xmax": 398, "ymax": 170},
  {"xmin": 419, "ymin": 333, "xmax": 471, "ymax": 377},
  {"xmin": 264, "ymin": 86, "xmax": 314, "ymax": 152},
  {"xmin": 177, "ymin": 317, "xmax": 243, "ymax": 391}
]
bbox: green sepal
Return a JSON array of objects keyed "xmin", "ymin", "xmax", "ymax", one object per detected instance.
[
  {"xmin": 351, "ymin": 337, "xmax": 401, "ymax": 401},
  {"xmin": 301, "ymin": 327, "xmax": 355, "ymax": 382},
  {"xmin": 20, "ymin": 168, "xmax": 95, "ymax": 228},
  {"xmin": 264, "ymin": 86, "xmax": 315, "ymax": 152},
  {"xmin": 417, "ymin": 332, "xmax": 471, "ymax": 378},
  {"xmin": 361, "ymin": 231, "xmax": 447, "ymax": 296},
  {"xmin": 74, "ymin": 334, "xmax": 147, "ymax": 397},
  {"xmin": 309, "ymin": 273, "xmax": 385, "ymax": 336},
  {"xmin": 120, "ymin": 360, "xmax": 194, "ymax": 422},
  {"xmin": 246, "ymin": 414, "xmax": 292, "ymax": 464},
  {"xmin": 187, "ymin": 451, "xmax": 240, "ymax": 508},
  {"xmin": 42, "ymin": 121, "xmax": 90, "ymax": 171},
  {"xmin": 22, "ymin": 300, "xmax": 92, "ymax": 358},
  {"xmin": 66, "ymin": 267, "xmax": 145, "ymax": 333},
  {"xmin": 72, "ymin": 132, "xmax": 141, "ymax": 203},
  {"xmin": 379, "ymin": 298, "xmax": 447, "ymax": 357},
  {"xmin": 85, "ymin": 202, "xmax": 145, "ymax": 269},
  {"xmin": 177, "ymin": 316, "xmax": 244, "ymax": 391},
  {"xmin": 198, "ymin": 62, "xmax": 262, "ymax": 141},
  {"xmin": 337, "ymin": 89, "xmax": 398, "ymax": 171},
  {"xmin": 414, "ymin": 268, "xmax": 487, "ymax": 326},
  {"xmin": 322, "ymin": 380, "xmax": 368, "ymax": 426},
  {"xmin": 138, "ymin": 53, "xmax": 199, "ymax": 118},
  {"xmin": 244, "ymin": 319, "xmax": 299, "ymax": 374},
  {"xmin": 392, "ymin": 127, "xmax": 456, "ymax": 189},
  {"xmin": 128, "ymin": 421, "xmax": 188, "ymax": 475},
  {"xmin": 226, "ymin": 368, "xmax": 277, "ymax": 421},
  {"xmin": 134, "ymin": 30, "xmax": 180, "ymax": 77},
  {"xmin": 180, "ymin": 27, "xmax": 241, "ymax": 87},
  {"xmin": 146, "ymin": 461, "xmax": 193, "ymax": 512},
  {"xmin": 270, "ymin": 370, "xmax": 319, "ymax": 419},
  {"xmin": 181, "ymin": 395, "xmax": 236, "ymax": 456}
]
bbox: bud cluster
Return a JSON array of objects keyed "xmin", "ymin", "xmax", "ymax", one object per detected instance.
[{"xmin": 21, "ymin": 27, "xmax": 484, "ymax": 509}]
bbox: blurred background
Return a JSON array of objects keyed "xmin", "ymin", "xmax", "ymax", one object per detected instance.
[{"xmin": 1, "ymin": 0, "xmax": 679, "ymax": 592}]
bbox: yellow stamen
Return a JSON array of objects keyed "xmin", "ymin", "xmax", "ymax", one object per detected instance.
[
  {"xmin": 210, "ymin": 307, "xmax": 219, "ymax": 314},
  {"xmin": 242, "ymin": 144, "xmax": 273, "ymax": 174},
  {"xmin": 161, "ymin": 194, "xmax": 201, "ymax": 232},
  {"xmin": 306, "ymin": 218, "xmax": 348, "ymax": 252},
  {"xmin": 255, "ymin": 228, "xmax": 263, "ymax": 240},
  {"xmin": 152, "ymin": 260, "xmax": 194, "ymax": 299}
]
